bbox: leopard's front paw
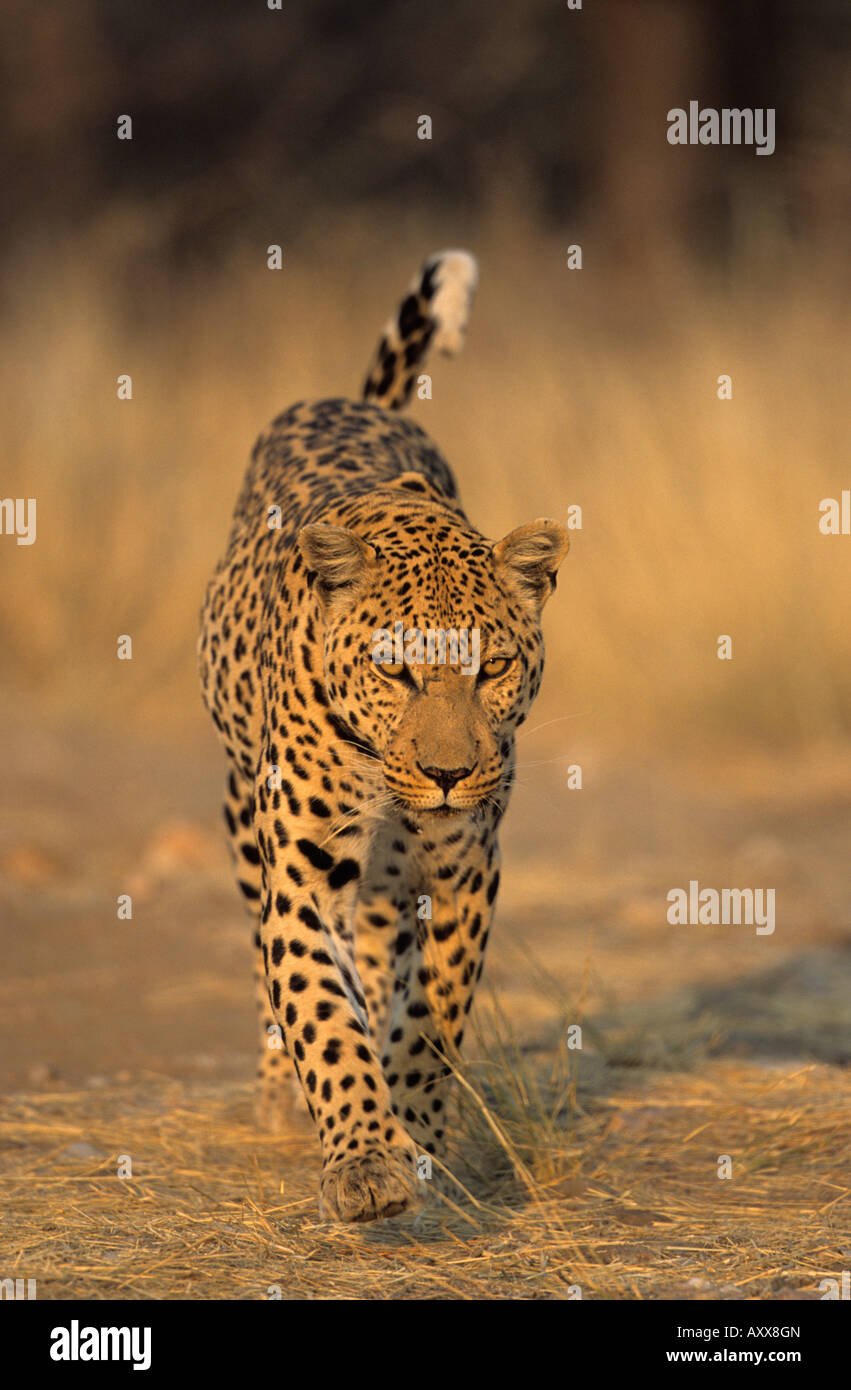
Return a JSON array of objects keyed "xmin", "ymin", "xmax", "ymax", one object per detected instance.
[{"xmin": 319, "ymin": 1147, "xmax": 423, "ymax": 1223}]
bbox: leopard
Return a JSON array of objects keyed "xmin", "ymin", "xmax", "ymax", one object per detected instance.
[{"xmin": 198, "ymin": 248, "xmax": 569, "ymax": 1223}]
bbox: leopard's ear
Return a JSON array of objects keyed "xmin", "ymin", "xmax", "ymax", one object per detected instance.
[
  {"xmin": 492, "ymin": 519, "xmax": 569, "ymax": 610},
  {"xmin": 298, "ymin": 524, "xmax": 377, "ymax": 607}
]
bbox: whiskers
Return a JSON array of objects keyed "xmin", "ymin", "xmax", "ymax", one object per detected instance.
[
  {"xmin": 516, "ymin": 711, "xmax": 589, "ymax": 742},
  {"xmin": 511, "ymin": 710, "xmax": 590, "ymax": 776},
  {"xmin": 333, "ymin": 736, "xmax": 382, "ymax": 764},
  {"xmin": 318, "ymin": 792, "xmax": 398, "ymax": 847},
  {"xmin": 493, "ymin": 764, "xmax": 566, "ymax": 820},
  {"xmin": 479, "ymin": 791, "xmax": 506, "ymax": 820},
  {"xmin": 512, "ymin": 752, "xmax": 583, "ymax": 770}
]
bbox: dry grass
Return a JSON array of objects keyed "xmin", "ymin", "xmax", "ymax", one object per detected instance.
[
  {"xmin": 0, "ymin": 211, "xmax": 848, "ymax": 749},
  {"xmin": 1, "ymin": 1014, "xmax": 847, "ymax": 1301}
]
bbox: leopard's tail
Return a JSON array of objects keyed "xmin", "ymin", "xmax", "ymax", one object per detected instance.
[{"xmin": 362, "ymin": 249, "xmax": 478, "ymax": 411}]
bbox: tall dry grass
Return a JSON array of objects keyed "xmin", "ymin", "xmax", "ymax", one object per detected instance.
[{"xmin": 1, "ymin": 209, "xmax": 847, "ymax": 751}]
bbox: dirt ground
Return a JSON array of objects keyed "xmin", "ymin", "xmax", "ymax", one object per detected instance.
[{"xmin": 1, "ymin": 698, "xmax": 849, "ymax": 1299}]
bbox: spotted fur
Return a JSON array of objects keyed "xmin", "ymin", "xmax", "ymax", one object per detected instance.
[{"xmin": 199, "ymin": 249, "xmax": 568, "ymax": 1223}]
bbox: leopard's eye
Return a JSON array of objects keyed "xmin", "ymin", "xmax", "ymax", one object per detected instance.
[
  {"xmin": 480, "ymin": 657, "xmax": 512, "ymax": 678},
  {"xmin": 374, "ymin": 660, "xmax": 406, "ymax": 679}
]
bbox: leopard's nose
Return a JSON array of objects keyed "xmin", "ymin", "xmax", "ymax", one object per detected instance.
[{"xmin": 417, "ymin": 763, "xmax": 474, "ymax": 794}]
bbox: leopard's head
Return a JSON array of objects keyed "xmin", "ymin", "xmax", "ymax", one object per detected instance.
[{"xmin": 299, "ymin": 500, "xmax": 568, "ymax": 818}]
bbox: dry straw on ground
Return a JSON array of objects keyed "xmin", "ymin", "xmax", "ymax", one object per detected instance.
[{"xmin": 1, "ymin": 1010, "xmax": 847, "ymax": 1301}]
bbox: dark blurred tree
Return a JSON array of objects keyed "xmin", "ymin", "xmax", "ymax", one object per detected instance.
[{"xmin": 0, "ymin": 0, "xmax": 847, "ymax": 267}]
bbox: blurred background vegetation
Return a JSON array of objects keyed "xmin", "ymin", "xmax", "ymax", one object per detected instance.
[{"xmin": 0, "ymin": 0, "xmax": 849, "ymax": 750}]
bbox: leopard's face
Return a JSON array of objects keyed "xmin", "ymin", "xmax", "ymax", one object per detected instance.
[
  {"xmin": 326, "ymin": 589, "xmax": 538, "ymax": 816},
  {"xmin": 299, "ymin": 510, "xmax": 569, "ymax": 817}
]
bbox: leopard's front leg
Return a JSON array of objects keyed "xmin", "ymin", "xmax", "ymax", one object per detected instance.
[
  {"xmin": 255, "ymin": 794, "xmax": 423, "ymax": 1223},
  {"xmin": 382, "ymin": 828, "xmax": 501, "ymax": 1162}
]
